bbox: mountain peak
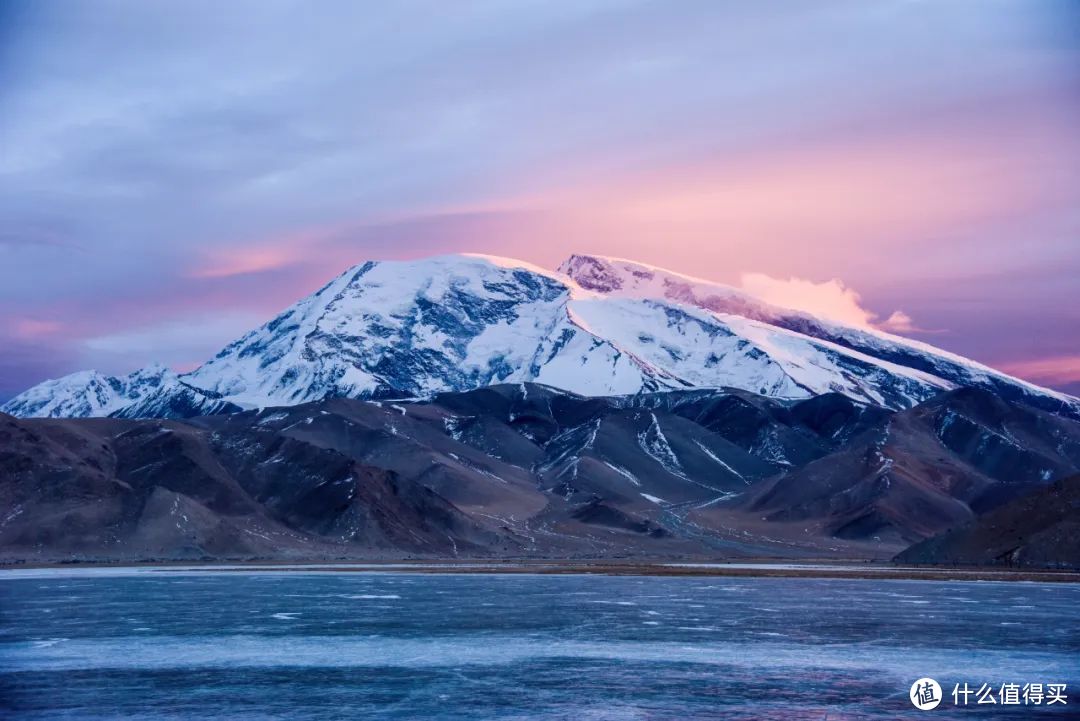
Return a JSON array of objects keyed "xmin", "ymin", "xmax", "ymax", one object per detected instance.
[
  {"xmin": 1, "ymin": 365, "xmax": 178, "ymax": 419},
  {"xmin": 338, "ymin": 253, "xmax": 568, "ymax": 285},
  {"xmin": 559, "ymin": 253, "xmax": 788, "ymax": 318}
]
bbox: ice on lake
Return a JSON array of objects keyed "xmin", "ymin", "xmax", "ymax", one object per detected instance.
[{"xmin": 1, "ymin": 570, "xmax": 1077, "ymax": 719}]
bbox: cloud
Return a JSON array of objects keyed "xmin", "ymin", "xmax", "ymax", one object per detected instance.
[
  {"xmin": 10, "ymin": 318, "xmax": 65, "ymax": 339},
  {"xmin": 0, "ymin": 337, "xmax": 79, "ymax": 404},
  {"xmin": 81, "ymin": 311, "xmax": 267, "ymax": 370},
  {"xmin": 997, "ymin": 355, "xmax": 1080, "ymax": 387},
  {"xmin": 737, "ymin": 273, "xmax": 933, "ymax": 336},
  {"xmin": 0, "ymin": 226, "xmax": 80, "ymax": 249},
  {"xmin": 875, "ymin": 310, "xmax": 945, "ymax": 335},
  {"xmin": 738, "ymin": 272, "xmax": 878, "ymax": 328},
  {"xmin": 189, "ymin": 245, "xmax": 305, "ymax": 279},
  {"xmin": 186, "ymin": 222, "xmax": 379, "ymax": 279},
  {"xmin": 877, "ymin": 310, "xmax": 917, "ymax": 333}
]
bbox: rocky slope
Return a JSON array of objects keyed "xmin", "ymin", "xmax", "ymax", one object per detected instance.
[
  {"xmin": 714, "ymin": 387, "xmax": 1080, "ymax": 546},
  {"xmin": 895, "ymin": 474, "xmax": 1080, "ymax": 568},
  {"xmin": 3, "ymin": 384, "xmax": 1077, "ymax": 563}
]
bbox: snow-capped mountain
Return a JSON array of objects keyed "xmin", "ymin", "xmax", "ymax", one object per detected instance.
[
  {"xmin": 0, "ymin": 363, "xmax": 237, "ymax": 419},
  {"xmin": 4, "ymin": 253, "xmax": 1077, "ymax": 419},
  {"xmin": 1, "ymin": 364, "xmax": 177, "ymax": 418},
  {"xmin": 559, "ymin": 254, "xmax": 1080, "ymax": 418}
]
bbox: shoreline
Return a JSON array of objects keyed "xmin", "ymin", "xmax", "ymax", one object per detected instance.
[{"xmin": 2, "ymin": 558, "xmax": 1078, "ymax": 583}]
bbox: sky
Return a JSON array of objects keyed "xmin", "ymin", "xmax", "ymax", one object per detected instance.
[{"xmin": 1, "ymin": 0, "xmax": 1079, "ymax": 401}]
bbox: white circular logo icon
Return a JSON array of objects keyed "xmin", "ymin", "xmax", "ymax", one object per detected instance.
[{"xmin": 910, "ymin": 678, "xmax": 943, "ymax": 710}]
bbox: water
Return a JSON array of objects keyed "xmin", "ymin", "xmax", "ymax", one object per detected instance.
[{"xmin": 1, "ymin": 570, "xmax": 1078, "ymax": 719}]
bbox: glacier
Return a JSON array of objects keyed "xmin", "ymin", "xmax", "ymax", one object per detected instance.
[{"xmin": 3, "ymin": 253, "xmax": 1077, "ymax": 420}]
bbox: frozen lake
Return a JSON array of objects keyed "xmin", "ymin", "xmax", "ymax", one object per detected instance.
[{"xmin": 1, "ymin": 570, "xmax": 1077, "ymax": 719}]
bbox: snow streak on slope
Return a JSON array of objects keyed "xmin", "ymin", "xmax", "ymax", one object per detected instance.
[{"xmin": 637, "ymin": 413, "xmax": 686, "ymax": 478}]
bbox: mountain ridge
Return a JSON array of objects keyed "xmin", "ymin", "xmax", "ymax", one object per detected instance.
[
  {"xmin": 560, "ymin": 254, "xmax": 1078, "ymax": 415},
  {"xmin": 4, "ymin": 253, "xmax": 1076, "ymax": 420},
  {"xmin": 4, "ymin": 383, "xmax": 1078, "ymax": 563}
]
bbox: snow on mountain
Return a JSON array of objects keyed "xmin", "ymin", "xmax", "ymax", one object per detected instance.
[
  {"xmin": 0, "ymin": 363, "xmax": 238, "ymax": 420},
  {"xmin": 183, "ymin": 254, "xmax": 950, "ymax": 409},
  {"xmin": 559, "ymin": 254, "xmax": 1080, "ymax": 417},
  {"xmin": 183, "ymin": 255, "xmax": 661, "ymax": 406},
  {"xmin": 4, "ymin": 253, "xmax": 1077, "ymax": 419},
  {"xmin": 565, "ymin": 296, "xmax": 948, "ymax": 407},
  {"xmin": 109, "ymin": 381, "xmax": 240, "ymax": 419},
  {"xmin": 0, "ymin": 364, "xmax": 176, "ymax": 418}
]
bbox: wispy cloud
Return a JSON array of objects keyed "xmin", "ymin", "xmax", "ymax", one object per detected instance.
[
  {"xmin": 10, "ymin": 318, "xmax": 65, "ymax": 339},
  {"xmin": 738, "ymin": 273, "xmax": 879, "ymax": 328},
  {"xmin": 80, "ymin": 311, "xmax": 268, "ymax": 374},
  {"xmin": 189, "ymin": 245, "xmax": 307, "ymax": 279},
  {"xmin": 998, "ymin": 355, "xmax": 1080, "ymax": 387},
  {"xmin": 877, "ymin": 311, "xmax": 918, "ymax": 334}
]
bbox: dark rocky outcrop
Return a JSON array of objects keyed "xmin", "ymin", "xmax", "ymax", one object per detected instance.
[{"xmin": 895, "ymin": 474, "xmax": 1080, "ymax": 568}]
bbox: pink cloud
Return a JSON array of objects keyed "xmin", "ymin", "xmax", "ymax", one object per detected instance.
[
  {"xmin": 734, "ymin": 273, "xmax": 932, "ymax": 337},
  {"xmin": 738, "ymin": 273, "xmax": 878, "ymax": 328},
  {"xmin": 185, "ymin": 224, "xmax": 361, "ymax": 279},
  {"xmin": 874, "ymin": 310, "xmax": 945, "ymax": 336},
  {"xmin": 877, "ymin": 311, "xmax": 915, "ymax": 333},
  {"xmin": 997, "ymin": 355, "xmax": 1080, "ymax": 387},
  {"xmin": 189, "ymin": 246, "xmax": 303, "ymax": 279},
  {"xmin": 457, "ymin": 87, "xmax": 1078, "ymax": 297},
  {"xmin": 10, "ymin": 319, "xmax": 65, "ymax": 339},
  {"xmin": 187, "ymin": 234, "xmax": 318, "ymax": 279}
]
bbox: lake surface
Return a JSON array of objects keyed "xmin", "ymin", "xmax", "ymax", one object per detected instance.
[{"xmin": 1, "ymin": 570, "xmax": 1077, "ymax": 719}]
